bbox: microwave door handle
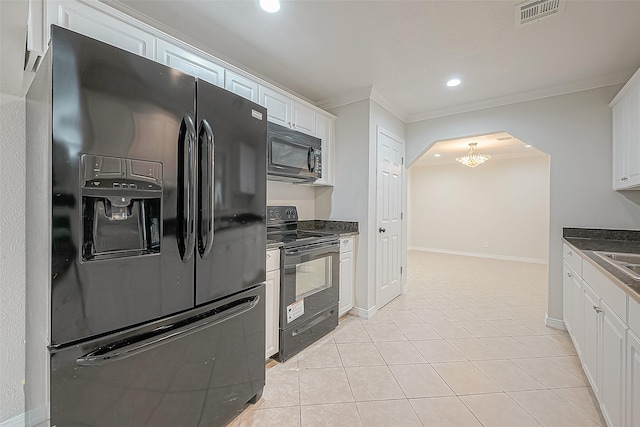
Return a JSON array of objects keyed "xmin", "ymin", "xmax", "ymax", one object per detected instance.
[
  {"xmin": 198, "ymin": 119, "xmax": 215, "ymax": 259},
  {"xmin": 178, "ymin": 115, "xmax": 197, "ymax": 261},
  {"xmin": 308, "ymin": 147, "xmax": 316, "ymax": 172}
]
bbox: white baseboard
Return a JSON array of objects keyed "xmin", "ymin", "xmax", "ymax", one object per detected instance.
[
  {"xmin": 1, "ymin": 413, "xmax": 25, "ymax": 427},
  {"xmin": 545, "ymin": 315, "xmax": 567, "ymax": 331},
  {"xmin": 351, "ymin": 305, "xmax": 378, "ymax": 320},
  {"xmin": 409, "ymin": 246, "xmax": 548, "ymax": 265}
]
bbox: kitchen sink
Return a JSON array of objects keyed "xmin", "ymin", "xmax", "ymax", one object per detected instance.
[{"xmin": 593, "ymin": 251, "xmax": 640, "ymax": 280}]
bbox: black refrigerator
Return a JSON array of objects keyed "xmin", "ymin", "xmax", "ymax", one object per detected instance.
[{"xmin": 27, "ymin": 26, "xmax": 267, "ymax": 426}]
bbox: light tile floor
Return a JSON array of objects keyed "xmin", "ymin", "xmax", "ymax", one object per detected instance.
[{"xmin": 228, "ymin": 251, "xmax": 605, "ymax": 426}]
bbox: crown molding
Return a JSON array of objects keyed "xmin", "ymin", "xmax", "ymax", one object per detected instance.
[
  {"xmin": 405, "ymin": 70, "xmax": 633, "ymax": 122},
  {"xmin": 316, "ymin": 86, "xmax": 374, "ymax": 111},
  {"xmin": 370, "ymin": 87, "xmax": 408, "ymax": 122}
]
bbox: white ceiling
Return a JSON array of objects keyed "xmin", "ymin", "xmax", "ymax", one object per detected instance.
[
  {"xmin": 412, "ymin": 132, "xmax": 547, "ymax": 167},
  {"xmin": 104, "ymin": 0, "xmax": 640, "ymax": 121}
]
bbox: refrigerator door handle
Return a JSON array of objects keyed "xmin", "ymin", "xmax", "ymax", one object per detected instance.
[
  {"xmin": 198, "ymin": 119, "xmax": 215, "ymax": 259},
  {"xmin": 75, "ymin": 294, "xmax": 260, "ymax": 367},
  {"xmin": 178, "ymin": 114, "xmax": 197, "ymax": 261}
]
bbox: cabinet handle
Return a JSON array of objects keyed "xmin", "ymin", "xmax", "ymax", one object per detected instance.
[
  {"xmin": 567, "ymin": 250, "xmax": 573, "ymax": 256},
  {"xmin": 567, "ymin": 272, "xmax": 573, "ymax": 278},
  {"xmin": 343, "ymin": 240, "xmax": 348, "ymax": 244},
  {"xmin": 622, "ymin": 176, "xmax": 628, "ymax": 181},
  {"xmin": 267, "ymin": 253, "xmax": 271, "ymax": 258},
  {"xmin": 593, "ymin": 305, "xmax": 603, "ymax": 313}
]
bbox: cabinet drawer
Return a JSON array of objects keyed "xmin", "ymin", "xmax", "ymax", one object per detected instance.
[
  {"xmin": 630, "ymin": 297, "xmax": 640, "ymax": 336},
  {"xmin": 266, "ymin": 249, "xmax": 280, "ymax": 272},
  {"xmin": 563, "ymin": 243, "xmax": 582, "ymax": 275},
  {"xmin": 582, "ymin": 260, "xmax": 627, "ymax": 322},
  {"xmin": 340, "ymin": 237, "xmax": 354, "ymax": 253}
]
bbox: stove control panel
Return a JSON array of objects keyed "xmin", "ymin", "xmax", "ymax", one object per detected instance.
[{"xmin": 267, "ymin": 205, "xmax": 298, "ymax": 223}]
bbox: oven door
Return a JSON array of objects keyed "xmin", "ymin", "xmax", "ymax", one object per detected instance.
[{"xmin": 280, "ymin": 240, "xmax": 339, "ymax": 329}]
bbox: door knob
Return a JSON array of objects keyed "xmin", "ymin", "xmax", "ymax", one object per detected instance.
[{"xmin": 379, "ymin": 227, "xmax": 386, "ymax": 233}]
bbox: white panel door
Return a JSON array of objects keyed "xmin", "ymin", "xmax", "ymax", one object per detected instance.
[
  {"xmin": 376, "ymin": 127, "xmax": 404, "ymax": 309},
  {"xmin": 259, "ymin": 86, "xmax": 290, "ymax": 128},
  {"xmin": 50, "ymin": 0, "xmax": 155, "ymax": 59},
  {"xmin": 627, "ymin": 330, "xmax": 640, "ymax": 427},
  {"xmin": 600, "ymin": 300, "xmax": 626, "ymax": 427},
  {"xmin": 225, "ymin": 71, "xmax": 259, "ymax": 103},
  {"xmin": 156, "ymin": 39, "xmax": 224, "ymax": 87}
]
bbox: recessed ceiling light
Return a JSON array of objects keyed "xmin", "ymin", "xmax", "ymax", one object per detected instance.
[
  {"xmin": 446, "ymin": 78, "xmax": 461, "ymax": 87},
  {"xmin": 260, "ymin": 0, "xmax": 280, "ymax": 13},
  {"xmin": 434, "ymin": 154, "xmax": 441, "ymax": 157},
  {"xmin": 525, "ymin": 145, "xmax": 532, "ymax": 148}
]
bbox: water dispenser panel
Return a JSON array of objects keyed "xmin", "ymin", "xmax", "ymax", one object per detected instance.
[{"xmin": 81, "ymin": 154, "xmax": 163, "ymax": 262}]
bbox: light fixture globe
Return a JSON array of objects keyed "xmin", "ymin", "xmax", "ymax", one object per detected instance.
[
  {"xmin": 260, "ymin": 0, "xmax": 280, "ymax": 13},
  {"xmin": 455, "ymin": 142, "xmax": 491, "ymax": 168}
]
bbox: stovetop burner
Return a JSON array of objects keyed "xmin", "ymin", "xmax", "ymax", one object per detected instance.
[{"xmin": 267, "ymin": 206, "xmax": 338, "ymax": 249}]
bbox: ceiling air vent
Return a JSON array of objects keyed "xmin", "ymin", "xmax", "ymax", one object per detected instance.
[{"xmin": 515, "ymin": 0, "xmax": 566, "ymax": 26}]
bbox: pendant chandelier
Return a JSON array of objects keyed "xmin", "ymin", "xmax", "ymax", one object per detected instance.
[{"xmin": 455, "ymin": 143, "xmax": 491, "ymax": 168}]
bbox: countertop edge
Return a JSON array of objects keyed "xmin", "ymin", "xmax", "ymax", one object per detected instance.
[{"xmin": 563, "ymin": 238, "xmax": 640, "ymax": 305}]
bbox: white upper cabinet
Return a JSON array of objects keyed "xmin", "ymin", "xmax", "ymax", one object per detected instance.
[
  {"xmin": 258, "ymin": 86, "xmax": 316, "ymax": 136},
  {"xmin": 291, "ymin": 101, "xmax": 316, "ymax": 135},
  {"xmin": 259, "ymin": 86, "xmax": 290, "ymax": 128},
  {"xmin": 313, "ymin": 113, "xmax": 334, "ymax": 186},
  {"xmin": 611, "ymin": 67, "xmax": 640, "ymax": 190},
  {"xmin": 156, "ymin": 39, "xmax": 224, "ymax": 87},
  {"xmin": 48, "ymin": 0, "xmax": 155, "ymax": 59},
  {"xmin": 225, "ymin": 70, "xmax": 259, "ymax": 103}
]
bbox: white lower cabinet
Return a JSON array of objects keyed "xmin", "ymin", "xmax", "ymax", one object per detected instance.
[
  {"xmin": 339, "ymin": 237, "xmax": 355, "ymax": 317},
  {"xmin": 265, "ymin": 249, "xmax": 280, "ymax": 359},
  {"xmin": 627, "ymin": 329, "xmax": 640, "ymax": 427},
  {"xmin": 563, "ymin": 261, "xmax": 583, "ymax": 356},
  {"xmin": 563, "ymin": 245, "xmax": 634, "ymax": 427},
  {"xmin": 600, "ymin": 299, "xmax": 626, "ymax": 427}
]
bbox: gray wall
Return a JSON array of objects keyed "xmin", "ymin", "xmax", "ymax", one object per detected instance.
[{"xmin": 406, "ymin": 85, "xmax": 640, "ymax": 321}]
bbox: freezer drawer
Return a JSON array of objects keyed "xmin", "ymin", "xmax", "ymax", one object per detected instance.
[{"xmin": 50, "ymin": 285, "xmax": 265, "ymax": 427}]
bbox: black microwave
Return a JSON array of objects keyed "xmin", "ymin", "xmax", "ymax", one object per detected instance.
[{"xmin": 267, "ymin": 122, "xmax": 322, "ymax": 182}]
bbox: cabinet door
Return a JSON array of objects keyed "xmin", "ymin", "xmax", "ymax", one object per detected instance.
[
  {"xmin": 613, "ymin": 100, "xmax": 629, "ymax": 189},
  {"xmin": 265, "ymin": 268, "xmax": 280, "ymax": 358},
  {"xmin": 48, "ymin": 0, "xmax": 155, "ymax": 59},
  {"xmin": 339, "ymin": 238, "xmax": 355, "ymax": 317},
  {"xmin": 563, "ymin": 262, "xmax": 583, "ymax": 356},
  {"xmin": 291, "ymin": 101, "xmax": 316, "ymax": 136},
  {"xmin": 627, "ymin": 83, "xmax": 640, "ymax": 187},
  {"xmin": 339, "ymin": 251, "xmax": 354, "ymax": 317},
  {"xmin": 156, "ymin": 39, "xmax": 224, "ymax": 87},
  {"xmin": 259, "ymin": 86, "xmax": 290, "ymax": 128},
  {"xmin": 582, "ymin": 282, "xmax": 600, "ymax": 395},
  {"xmin": 225, "ymin": 71, "xmax": 259, "ymax": 103},
  {"xmin": 628, "ymin": 330, "xmax": 640, "ymax": 427},
  {"xmin": 313, "ymin": 114, "xmax": 334, "ymax": 186},
  {"xmin": 600, "ymin": 300, "xmax": 627, "ymax": 427}
]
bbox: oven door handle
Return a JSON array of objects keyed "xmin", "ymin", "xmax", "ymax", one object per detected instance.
[{"xmin": 284, "ymin": 241, "xmax": 339, "ymax": 257}]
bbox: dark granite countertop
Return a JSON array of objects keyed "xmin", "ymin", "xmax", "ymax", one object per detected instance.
[
  {"xmin": 298, "ymin": 220, "xmax": 359, "ymax": 237},
  {"xmin": 563, "ymin": 228, "xmax": 640, "ymax": 303}
]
